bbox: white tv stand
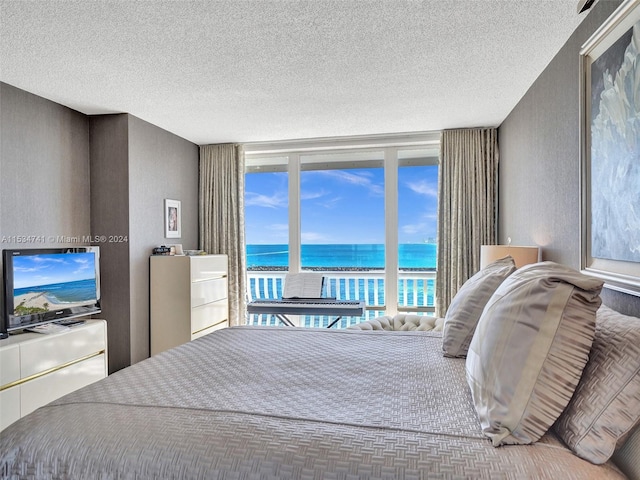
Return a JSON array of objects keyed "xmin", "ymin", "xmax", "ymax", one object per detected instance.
[{"xmin": 0, "ymin": 319, "xmax": 107, "ymax": 431}]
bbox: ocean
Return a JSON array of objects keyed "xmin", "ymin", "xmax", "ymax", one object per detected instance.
[
  {"xmin": 247, "ymin": 243, "xmax": 437, "ymax": 270},
  {"xmin": 246, "ymin": 244, "xmax": 436, "ymax": 326},
  {"xmin": 15, "ymin": 278, "xmax": 97, "ymax": 307}
]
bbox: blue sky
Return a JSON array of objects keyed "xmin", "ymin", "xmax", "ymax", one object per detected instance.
[
  {"xmin": 245, "ymin": 165, "xmax": 438, "ymax": 244},
  {"xmin": 13, "ymin": 253, "xmax": 95, "ymax": 289}
]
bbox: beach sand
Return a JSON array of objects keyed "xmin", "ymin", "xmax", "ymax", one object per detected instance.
[{"xmin": 14, "ymin": 292, "xmax": 94, "ymax": 311}]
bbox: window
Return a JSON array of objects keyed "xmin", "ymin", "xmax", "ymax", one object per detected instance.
[
  {"xmin": 245, "ymin": 157, "xmax": 288, "ymax": 303},
  {"xmin": 300, "ymin": 151, "xmax": 385, "ymax": 268},
  {"xmin": 397, "ymin": 149, "xmax": 439, "ymax": 313},
  {"xmin": 244, "ymin": 134, "xmax": 439, "ymax": 326},
  {"xmin": 245, "ymin": 170, "xmax": 289, "ymax": 267}
]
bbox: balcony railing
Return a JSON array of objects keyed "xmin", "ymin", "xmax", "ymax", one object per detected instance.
[{"xmin": 246, "ymin": 269, "xmax": 436, "ymax": 328}]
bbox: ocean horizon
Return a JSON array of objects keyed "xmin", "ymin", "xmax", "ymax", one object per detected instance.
[{"xmin": 247, "ymin": 243, "xmax": 437, "ymax": 270}]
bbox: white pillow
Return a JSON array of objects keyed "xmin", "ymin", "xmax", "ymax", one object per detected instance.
[
  {"xmin": 466, "ymin": 262, "xmax": 603, "ymax": 446},
  {"xmin": 442, "ymin": 256, "xmax": 516, "ymax": 357},
  {"xmin": 554, "ymin": 305, "xmax": 640, "ymax": 464}
]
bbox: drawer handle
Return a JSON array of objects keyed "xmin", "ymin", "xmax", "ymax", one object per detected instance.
[{"xmin": 0, "ymin": 350, "xmax": 105, "ymax": 391}]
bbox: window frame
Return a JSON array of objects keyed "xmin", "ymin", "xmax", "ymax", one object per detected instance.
[{"xmin": 245, "ymin": 132, "xmax": 440, "ymax": 315}]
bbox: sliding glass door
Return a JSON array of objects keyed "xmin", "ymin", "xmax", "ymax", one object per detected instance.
[{"xmin": 244, "ymin": 134, "xmax": 439, "ymax": 326}]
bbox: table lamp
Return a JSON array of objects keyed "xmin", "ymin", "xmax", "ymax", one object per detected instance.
[{"xmin": 480, "ymin": 243, "xmax": 540, "ymax": 269}]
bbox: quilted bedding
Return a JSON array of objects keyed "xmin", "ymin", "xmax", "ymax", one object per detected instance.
[{"xmin": 0, "ymin": 326, "xmax": 627, "ymax": 479}]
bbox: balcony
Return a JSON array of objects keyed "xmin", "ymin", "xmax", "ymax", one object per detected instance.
[{"xmin": 246, "ymin": 269, "xmax": 436, "ymax": 328}]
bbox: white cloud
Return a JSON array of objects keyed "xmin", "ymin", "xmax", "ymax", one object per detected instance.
[
  {"xmin": 73, "ymin": 258, "xmax": 90, "ymax": 274},
  {"xmin": 316, "ymin": 196, "xmax": 343, "ymax": 209},
  {"xmin": 245, "ymin": 191, "xmax": 287, "ymax": 209},
  {"xmin": 301, "ymin": 189, "xmax": 328, "ymax": 201},
  {"xmin": 401, "ymin": 222, "xmax": 428, "ymax": 235},
  {"xmin": 14, "ymin": 266, "xmax": 39, "ymax": 273},
  {"xmin": 313, "ymin": 170, "xmax": 383, "ymax": 196},
  {"xmin": 301, "ymin": 231, "xmax": 329, "ymax": 242},
  {"xmin": 406, "ymin": 180, "xmax": 438, "ymax": 197}
]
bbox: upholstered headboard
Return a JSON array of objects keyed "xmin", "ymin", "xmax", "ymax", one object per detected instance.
[{"xmin": 347, "ymin": 313, "xmax": 443, "ymax": 332}]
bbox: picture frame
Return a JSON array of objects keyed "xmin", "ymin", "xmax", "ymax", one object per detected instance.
[
  {"xmin": 580, "ymin": 0, "xmax": 640, "ymax": 296},
  {"xmin": 164, "ymin": 199, "xmax": 181, "ymax": 239}
]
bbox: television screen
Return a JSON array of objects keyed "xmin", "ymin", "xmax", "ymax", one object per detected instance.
[{"xmin": 2, "ymin": 247, "xmax": 101, "ymax": 333}]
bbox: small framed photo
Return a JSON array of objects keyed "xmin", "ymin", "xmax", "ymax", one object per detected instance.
[{"xmin": 164, "ymin": 199, "xmax": 181, "ymax": 239}]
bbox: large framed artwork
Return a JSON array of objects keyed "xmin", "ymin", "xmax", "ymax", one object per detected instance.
[{"xmin": 580, "ymin": 0, "xmax": 640, "ymax": 296}]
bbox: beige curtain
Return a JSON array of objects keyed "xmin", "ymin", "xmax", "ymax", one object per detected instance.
[
  {"xmin": 199, "ymin": 144, "xmax": 246, "ymax": 326},
  {"xmin": 435, "ymin": 128, "xmax": 499, "ymax": 318}
]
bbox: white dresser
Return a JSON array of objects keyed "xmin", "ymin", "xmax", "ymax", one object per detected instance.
[
  {"xmin": 0, "ymin": 319, "xmax": 108, "ymax": 431},
  {"xmin": 150, "ymin": 254, "xmax": 229, "ymax": 355}
]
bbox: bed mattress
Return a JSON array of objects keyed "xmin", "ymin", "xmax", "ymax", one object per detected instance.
[{"xmin": 0, "ymin": 326, "xmax": 627, "ymax": 479}]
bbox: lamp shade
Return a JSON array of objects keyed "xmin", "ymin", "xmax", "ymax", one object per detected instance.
[{"xmin": 480, "ymin": 245, "xmax": 540, "ymax": 269}]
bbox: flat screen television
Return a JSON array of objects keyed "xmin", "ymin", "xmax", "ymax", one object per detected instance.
[{"xmin": 2, "ymin": 247, "xmax": 101, "ymax": 335}]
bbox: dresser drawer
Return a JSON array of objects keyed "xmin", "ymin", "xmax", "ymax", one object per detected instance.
[
  {"xmin": 191, "ymin": 277, "xmax": 227, "ymax": 308},
  {"xmin": 20, "ymin": 353, "xmax": 106, "ymax": 416},
  {"xmin": 20, "ymin": 322, "xmax": 106, "ymax": 378},
  {"xmin": 0, "ymin": 386, "xmax": 20, "ymax": 431},
  {"xmin": 192, "ymin": 300, "xmax": 228, "ymax": 335},
  {"xmin": 0, "ymin": 320, "xmax": 108, "ymax": 432},
  {"xmin": 0, "ymin": 343, "xmax": 20, "ymax": 386},
  {"xmin": 191, "ymin": 320, "xmax": 228, "ymax": 340},
  {"xmin": 190, "ymin": 255, "xmax": 228, "ymax": 282}
]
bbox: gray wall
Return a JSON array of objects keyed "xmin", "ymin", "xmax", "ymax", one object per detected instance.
[
  {"xmin": 0, "ymin": 82, "xmax": 91, "ymax": 312},
  {"xmin": 1, "ymin": 83, "xmax": 200, "ymax": 372},
  {"xmin": 498, "ymin": 0, "xmax": 639, "ymax": 316},
  {"xmin": 90, "ymin": 114, "xmax": 199, "ymax": 369},
  {"xmin": 89, "ymin": 114, "xmax": 132, "ymax": 372},
  {"xmin": 128, "ymin": 115, "xmax": 199, "ymax": 364},
  {"xmin": 1, "ymin": 83, "xmax": 91, "ymax": 245}
]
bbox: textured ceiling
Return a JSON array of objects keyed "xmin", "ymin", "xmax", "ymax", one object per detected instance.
[{"xmin": 0, "ymin": 1, "xmax": 588, "ymax": 145}]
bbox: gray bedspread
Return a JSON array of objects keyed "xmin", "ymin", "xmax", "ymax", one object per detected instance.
[{"xmin": 0, "ymin": 326, "xmax": 627, "ymax": 479}]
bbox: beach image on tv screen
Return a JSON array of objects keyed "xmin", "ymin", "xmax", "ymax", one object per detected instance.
[{"xmin": 12, "ymin": 252, "xmax": 97, "ymax": 316}]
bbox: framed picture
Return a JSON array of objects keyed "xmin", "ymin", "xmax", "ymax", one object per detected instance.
[
  {"xmin": 164, "ymin": 199, "xmax": 181, "ymax": 239},
  {"xmin": 580, "ymin": 0, "xmax": 640, "ymax": 296}
]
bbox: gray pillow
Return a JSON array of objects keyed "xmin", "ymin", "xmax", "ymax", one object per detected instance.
[
  {"xmin": 466, "ymin": 262, "xmax": 603, "ymax": 446},
  {"xmin": 442, "ymin": 256, "xmax": 516, "ymax": 357},
  {"xmin": 554, "ymin": 304, "xmax": 640, "ymax": 464}
]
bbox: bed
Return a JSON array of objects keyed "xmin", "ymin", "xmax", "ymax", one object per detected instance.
[
  {"xmin": 1, "ymin": 261, "xmax": 639, "ymax": 479},
  {"xmin": 0, "ymin": 325, "xmax": 633, "ymax": 479}
]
